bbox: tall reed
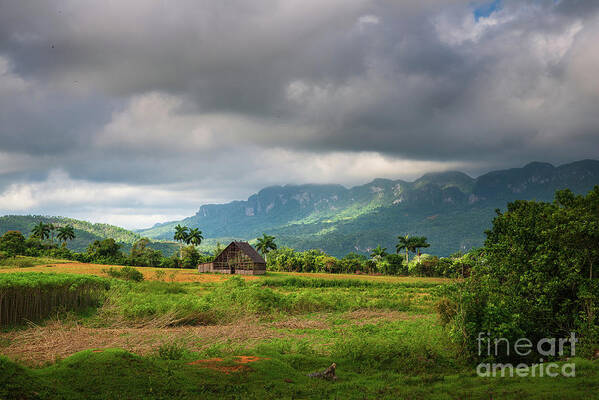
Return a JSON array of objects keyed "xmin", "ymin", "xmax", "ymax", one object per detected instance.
[{"xmin": 0, "ymin": 273, "xmax": 109, "ymax": 325}]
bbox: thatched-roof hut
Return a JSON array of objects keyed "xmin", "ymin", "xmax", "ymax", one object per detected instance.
[{"xmin": 198, "ymin": 241, "xmax": 266, "ymax": 275}]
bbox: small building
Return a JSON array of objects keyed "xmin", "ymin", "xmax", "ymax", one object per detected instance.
[{"xmin": 198, "ymin": 241, "xmax": 266, "ymax": 275}]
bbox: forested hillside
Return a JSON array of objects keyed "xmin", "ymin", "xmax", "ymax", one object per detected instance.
[
  {"xmin": 139, "ymin": 160, "xmax": 599, "ymax": 257},
  {"xmin": 0, "ymin": 215, "xmax": 177, "ymax": 255}
]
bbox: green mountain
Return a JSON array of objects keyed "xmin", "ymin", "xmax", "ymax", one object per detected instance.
[
  {"xmin": 138, "ymin": 159, "xmax": 599, "ymax": 257},
  {"xmin": 0, "ymin": 215, "xmax": 178, "ymax": 255}
]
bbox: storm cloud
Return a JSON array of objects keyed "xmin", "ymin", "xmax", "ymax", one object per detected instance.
[{"xmin": 1, "ymin": 0, "xmax": 598, "ymax": 227}]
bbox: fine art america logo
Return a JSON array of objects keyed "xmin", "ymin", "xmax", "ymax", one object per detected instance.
[{"xmin": 476, "ymin": 332, "xmax": 577, "ymax": 378}]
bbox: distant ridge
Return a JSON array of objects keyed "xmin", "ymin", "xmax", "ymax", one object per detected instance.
[{"xmin": 137, "ymin": 159, "xmax": 599, "ymax": 257}]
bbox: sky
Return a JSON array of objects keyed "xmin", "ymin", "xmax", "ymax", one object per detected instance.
[{"xmin": 1, "ymin": 0, "xmax": 598, "ymax": 229}]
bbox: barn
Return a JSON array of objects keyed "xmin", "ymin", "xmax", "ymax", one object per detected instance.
[{"xmin": 198, "ymin": 241, "xmax": 267, "ymax": 275}]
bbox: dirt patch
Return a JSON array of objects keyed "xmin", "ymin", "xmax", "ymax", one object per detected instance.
[
  {"xmin": 0, "ymin": 318, "xmax": 282, "ymax": 367},
  {"xmin": 187, "ymin": 355, "xmax": 267, "ymax": 374}
]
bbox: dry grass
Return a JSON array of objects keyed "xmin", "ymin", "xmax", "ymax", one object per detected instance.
[
  {"xmin": 342, "ymin": 309, "xmax": 424, "ymax": 325},
  {"xmin": 0, "ymin": 262, "xmax": 259, "ymax": 283},
  {"xmin": 0, "ymin": 318, "xmax": 287, "ymax": 366},
  {"xmin": 270, "ymin": 317, "xmax": 329, "ymax": 330}
]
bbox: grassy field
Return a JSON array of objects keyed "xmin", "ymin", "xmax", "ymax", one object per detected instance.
[{"xmin": 0, "ymin": 260, "xmax": 597, "ymax": 399}]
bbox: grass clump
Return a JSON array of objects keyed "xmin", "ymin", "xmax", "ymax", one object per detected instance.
[
  {"xmin": 157, "ymin": 342, "xmax": 186, "ymax": 360},
  {"xmin": 103, "ymin": 266, "xmax": 144, "ymax": 282}
]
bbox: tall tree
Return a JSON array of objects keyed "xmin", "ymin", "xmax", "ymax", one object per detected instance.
[
  {"xmin": 396, "ymin": 234, "xmax": 417, "ymax": 265},
  {"xmin": 31, "ymin": 222, "xmax": 51, "ymax": 242},
  {"xmin": 48, "ymin": 223, "xmax": 56, "ymax": 244},
  {"xmin": 56, "ymin": 225, "xmax": 76, "ymax": 245},
  {"xmin": 173, "ymin": 224, "xmax": 190, "ymax": 258},
  {"xmin": 187, "ymin": 228, "xmax": 204, "ymax": 247},
  {"xmin": 413, "ymin": 236, "xmax": 430, "ymax": 263},
  {"xmin": 256, "ymin": 233, "xmax": 277, "ymax": 260}
]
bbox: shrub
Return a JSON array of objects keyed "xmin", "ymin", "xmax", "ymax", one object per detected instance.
[
  {"xmin": 104, "ymin": 266, "xmax": 144, "ymax": 282},
  {"xmin": 154, "ymin": 270, "xmax": 166, "ymax": 281},
  {"xmin": 157, "ymin": 342, "xmax": 185, "ymax": 360}
]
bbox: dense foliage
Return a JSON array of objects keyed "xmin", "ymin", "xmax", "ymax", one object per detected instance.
[
  {"xmin": 442, "ymin": 187, "xmax": 599, "ymax": 362},
  {"xmin": 266, "ymin": 246, "xmax": 470, "ymax": 277}
]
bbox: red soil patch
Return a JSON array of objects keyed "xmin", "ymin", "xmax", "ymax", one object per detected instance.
[{"xmin": 187, "ymin": 355, "xmax": 267, "ymax": 374}]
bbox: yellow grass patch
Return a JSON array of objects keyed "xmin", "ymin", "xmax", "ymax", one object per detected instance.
[{"xmin": 0, "ymin": 262, "xmax": 259, "ymax": 283}]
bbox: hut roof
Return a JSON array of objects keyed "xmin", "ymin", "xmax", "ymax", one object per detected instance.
[{"xmin": 216, "ymin": 241, "xmax": 266, "ymax": 264}]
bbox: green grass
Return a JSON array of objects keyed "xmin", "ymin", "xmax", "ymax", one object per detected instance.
[
  {"xmin": 2, "ymin": 348, "xmax": 597, "ymax": 399},
  {"xmin": 1, "ymin": 272, "xmax": 598, "ymax": 399}
]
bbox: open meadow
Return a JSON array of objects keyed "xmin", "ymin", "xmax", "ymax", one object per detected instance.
[{"xmin": 1, "ymin": 259, "xmax": 597, "ymax": 399}]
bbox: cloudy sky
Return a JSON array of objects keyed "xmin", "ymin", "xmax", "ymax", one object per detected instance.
[{"xmin": 1, "ymin": 0, "xmax": 598, "ymax": 229}]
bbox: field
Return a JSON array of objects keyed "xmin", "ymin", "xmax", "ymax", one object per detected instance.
[{"xmin": 1, "ymin": 260, "xmax": 597, "ymax": 399}]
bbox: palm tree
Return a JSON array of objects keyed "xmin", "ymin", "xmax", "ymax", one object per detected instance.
[
  {"xmin": 413, "ymin": 236, "xmax": 430, "ymax": 263},
  {"xmin": 370, "ymin": 245, "xmax": 388, "ymax": 260},
  {"xmin": 48, "ymin": 223, "xmax": 56, "ymax": 244},
  {"xmin": 56, "ymin": 225, "xmax": 76, "ymax": 246},
  {"xmin": 187, "ymin": 228, "xmax": 203, "ymax": 247},
  {"xmin": 256, "ymin": 233, "xmax": 277, "ymax": 260},
  {"xmin": 31, "ymin": 222, "xmax": 51, "ymax": 242},
  {"xmin": 173, "ymin": 224, "xmax": 190, "ymax": 258},
  {"xmin": 396, "ymin": 234, "xmax": 417, "ymax": 265}
]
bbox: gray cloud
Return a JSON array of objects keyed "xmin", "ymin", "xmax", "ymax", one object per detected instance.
[{"xmin": 0, "ymin": 0, "xmax": 598, "ymax": 226}]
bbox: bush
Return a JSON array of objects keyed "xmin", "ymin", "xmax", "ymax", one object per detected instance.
[
  {"xmin": 0, "ymin": 231, "xmax": 26, "ymax": 258},
  {"xmin": 104, "ymin": 266, "xmax": 144, "ymax": 282},
  {"xmin": 443, "ymin": 187, "xmax": 599, "ymax": 362},
  {"xmin": 157, "ymin": 342, "xmax": 185, "ymax": 360}
]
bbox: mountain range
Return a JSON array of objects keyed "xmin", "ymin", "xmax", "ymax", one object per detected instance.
[{"xmin": 137, "ymin": 159, "xmax": 599, "ymax": 257}]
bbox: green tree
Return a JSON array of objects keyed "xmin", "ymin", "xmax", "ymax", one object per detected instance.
[
  {"xmin": 396, "ymin": 234, "xmax": 417, "ymax": 265},
  {"xmin": 187, "ymin": 228, "xmax": 203, "ymax": 247},
  {"xmin": 48, "ymin": 223, "xmax": 56, "ymax": 244},
  {"xmin": 173, "ymin": 224, "xmax": 190, "ymax": 259},
  {"xmin": 412, "ymin": 236, "xmax": 430, "ymax": 263},
  {"xmin": 56, "ymin": 225, "xmax": 76, "ymax": 245},
  {"xmin": 181, "ymin": 245, "xmax": 201, "ymax": 268},
  {"xmin": 129, "ymin": 238, "xmax": 162, "ymax": 267},
  {"xmin": 370, "ymin": 245, "xmax": 388, "ymax": 260},
  {"xmin": 31, "ymin": 222, "xmax": 51, "ymax": 242},
  {"xmin": 444, "ymin": 187, "xmax": 599, "ymax": 362},
  {"xmin": 0, "ymin": 231, "xmax": 26, "ymax": 258},
  {"xmin": 256, "ymin": 233, "xmax": 277, "ymax": 260},
  {"xmin": 86, "ymin": 238, "xmax": 124, "ymax": 263}
]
